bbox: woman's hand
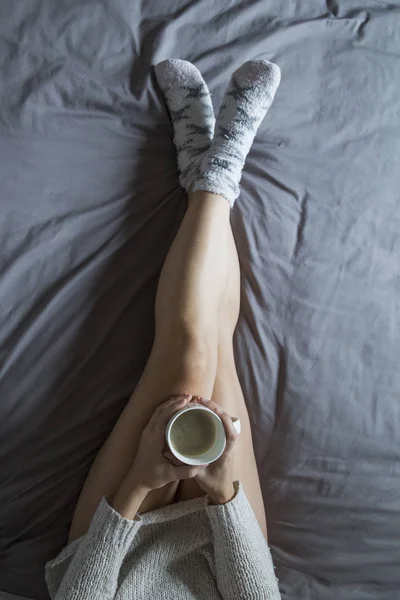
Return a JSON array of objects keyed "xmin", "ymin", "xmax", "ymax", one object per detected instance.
[
  {"xmin": 191, "ymin": 396, "xmax": 240, "ymax": 504},
  {"xmin": 129, "ymin": 394, "xmax": 209, "ymax": 492}
]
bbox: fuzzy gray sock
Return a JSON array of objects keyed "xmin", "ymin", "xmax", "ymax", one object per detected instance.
[
  {"xmin": 154, "ymin": 59, "xmax": 215, "ymax": 192},
  {"xmin": 192, "ymin": 60, "xmax": 281, "ymax": 208}
]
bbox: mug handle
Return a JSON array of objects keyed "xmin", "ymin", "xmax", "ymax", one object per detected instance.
[{"xmin": 231, "ymin": 417, "xmax": 241, "ymax": 435}]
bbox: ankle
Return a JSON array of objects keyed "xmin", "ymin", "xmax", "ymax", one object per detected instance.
[{"xmin": 188, "ymin": 188, "xmax": 231, "ymax": 207}]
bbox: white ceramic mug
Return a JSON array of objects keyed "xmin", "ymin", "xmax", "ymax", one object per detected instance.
[{"xmin": 165, "ymin": 404, "xmax": 241, "ymax": 466}]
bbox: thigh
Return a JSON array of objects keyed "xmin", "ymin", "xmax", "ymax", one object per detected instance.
[
  {"xmin": 68, "ymin": 334, "xmax": 217, "ymax": 542},
  {"xmin": 174, "ymin": 339, "xmax": 268, "ymax": 540}
]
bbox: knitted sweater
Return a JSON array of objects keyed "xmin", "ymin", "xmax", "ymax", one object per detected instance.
[{"xmin": 45, "ymin": 480, "xmax": 281, "ymax": 599}]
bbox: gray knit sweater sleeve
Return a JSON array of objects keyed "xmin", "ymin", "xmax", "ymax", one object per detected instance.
[
  {"xmin": 45, "ymin": 496, "xmax": 142, "ymax": 600},
  {"xmin": 206, "ymin": 481, "xmax": 281, "ymax": 599}
]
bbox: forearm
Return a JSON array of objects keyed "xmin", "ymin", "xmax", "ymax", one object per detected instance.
[{"xmin": 111, "ymin": 469, "xmax": 149, "ymax": 520}]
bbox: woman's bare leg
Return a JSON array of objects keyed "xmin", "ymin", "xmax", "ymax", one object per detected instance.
[
  {"xmin": 174, "ymin": 227, "xmax": 269, "ymax": 541},
  {"xmin": 68, "ymin": 190, "xmax": 230, "ymax": 542}
]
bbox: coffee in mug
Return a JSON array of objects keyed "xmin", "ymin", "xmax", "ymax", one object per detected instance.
[
  {"xmin": 165, "ymin": 404, "xmax": 241, "ymax": 466},
  {"xmin": 169, "ymin": 409, "xmax": 218, "ymax": 457}
]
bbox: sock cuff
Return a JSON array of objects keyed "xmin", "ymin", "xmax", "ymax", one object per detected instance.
[{"xmin": 191, "ymin": 177, "xmax": 236, "ymax": 208}]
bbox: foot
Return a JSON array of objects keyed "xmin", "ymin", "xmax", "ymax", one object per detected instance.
[
  {"xmin": 154, "ymin": 59, "xmax": 215, "ymax": 192},
  {"xmin": 192, "ymin": 60, "xmax": 281, "ymax": 208}
]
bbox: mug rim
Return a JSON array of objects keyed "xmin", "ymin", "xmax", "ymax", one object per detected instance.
[{"xmin": 165, "ymin": 404, "xmax": 226, "ymax": 466}]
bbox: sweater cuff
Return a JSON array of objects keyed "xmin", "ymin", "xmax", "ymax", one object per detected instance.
[
  {"xmin": 91, "ymin": 496, "xmax": 142, "ymax": 550},
  {"xmin": 47, "ymin": 496, "xmax": 142, "ymax": 570},
  {"xmin": 206, "ymin": 481, "xmax": 261, "ymax": 529},
  {"xmin": 206, "ymin": 480, "xmax": 242, "ymax": 510}
]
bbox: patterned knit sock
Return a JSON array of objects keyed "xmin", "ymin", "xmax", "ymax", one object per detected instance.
[
  {"xmin": 154, "ymin": 59, "xmax": 215, "ymax": 192},
  {"xmin": 192, "ymin": 60, "xmax": 281, "ymax": 208}
]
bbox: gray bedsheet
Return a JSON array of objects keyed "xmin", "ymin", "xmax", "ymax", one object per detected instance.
[{"xmin": 1, "ymin": 1, "xmax": 400, "ymax": 598}]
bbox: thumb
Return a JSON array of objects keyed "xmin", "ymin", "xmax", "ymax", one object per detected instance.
[
  {"xmin": 163, "ymin": 450, "xmax": 185, "ymax": 467},
  {"xmin": 175, "ymin": 464, "xmax": 208, "ymax": 480}
]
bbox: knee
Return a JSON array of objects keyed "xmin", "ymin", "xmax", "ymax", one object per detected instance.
[
  {"xmin": 154, "ymin": 323, "xmax": 217, "ymax": 377},
  {"xmin": 158, "ymin": 317, "xmax": 217, "ymax": 357},
  {"xmin": 173, "ymin": 327, "xmax": 217, "ymax": 375}
]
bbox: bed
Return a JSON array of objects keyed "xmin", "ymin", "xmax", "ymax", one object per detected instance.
[{"xmin": 1, "ymin": 1, "xmax": 399, "ymax": 598}]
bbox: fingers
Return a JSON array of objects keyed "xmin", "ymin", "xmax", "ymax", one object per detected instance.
[
  {"xmin": 196, "ymin": 396, "xmax": 239, "ymax": 449},
  {"xmin": 163, "ymin": 448, "xmax": 208, "ymax": 477},
  {"xmin": 175, "ymin": 464, "xmax": 209, "ymax": 480},
  {"xmin": 195, "ymin": 395, "xmax": 221, "ymax": 414},
  {"xmin": 149, "ymin": 394, "xmax": 192, "ymax": 429},
  {"xmin": 218, "ymin": 409, "xmax": 239, "ymax": 448},
  {"xmin": 163, "ymin": 449, "xmax": 186, "ymax": 467}
]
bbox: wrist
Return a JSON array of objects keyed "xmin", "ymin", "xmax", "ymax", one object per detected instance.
[
  {"xmin": 111, "ymin": 471, "xmax": 150, "ymax": 520},
  {"xmin": 208, "ymin": 484, "xmax": 236, "ymax": 505},
  {"xmin": 125, "ymin": 467, "xmax": 152, "ymax": 495}
]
